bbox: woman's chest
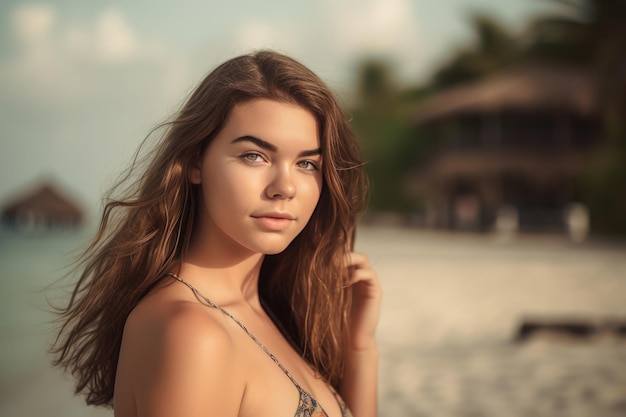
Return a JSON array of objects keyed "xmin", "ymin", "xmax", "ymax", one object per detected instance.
[{"xmin": 231, "ymin": 324, "xmax": 342, "ymax": 417}]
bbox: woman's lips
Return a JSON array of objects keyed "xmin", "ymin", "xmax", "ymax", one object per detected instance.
[{"xmin": 251, "ymin": 213, "xmax": 295, "ymax": 231}]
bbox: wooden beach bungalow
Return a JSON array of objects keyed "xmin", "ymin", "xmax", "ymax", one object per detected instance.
[
  {"xmin": 1, "ymin": 181, "xmax": 84, "ymax": 231},
  {"xmin": 409, "ymin": 66, "xmax": 600, "ymax": 233}
]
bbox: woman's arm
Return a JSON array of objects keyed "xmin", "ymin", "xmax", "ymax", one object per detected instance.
[{"xmin": 340, "ymin": 252, "xmax": 382, "ymax": 417}]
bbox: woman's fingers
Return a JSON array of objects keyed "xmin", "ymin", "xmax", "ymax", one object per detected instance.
[{"xmin": 345, "ymin": 252, "xmax": 382, "ymax": 350}]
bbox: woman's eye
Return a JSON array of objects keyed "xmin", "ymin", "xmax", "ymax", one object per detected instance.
[
  {"xmin": 241, "ymin": 152, "xmax": 264, "ymax": 163},
  {"xmin": 297, "ymin": 160, "xmax": 318, "ymax": 171}
]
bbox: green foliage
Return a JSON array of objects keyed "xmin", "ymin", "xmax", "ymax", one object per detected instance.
[
  {"xmin": 350, "ymin": 59, "xmax": 431, "ymax": 213},
  {"xmin": 523, "ymin": 16, "xmax": 593, "ymax": 65},
  {"xmin": 357, "ymin": 59, "xmax": 395, "ymax": 103},
  {"xmin": 432, "ymin": 14, "xmax": 520, "ymax": 89},
  {"xmin": 580, "ymin": 145, "xmax": 626, "ymax": 235}
]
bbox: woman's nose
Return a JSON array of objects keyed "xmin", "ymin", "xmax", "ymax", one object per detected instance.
[{"xmin": 265, "ymin": 166, "xmax": 296, "ymax": 200}]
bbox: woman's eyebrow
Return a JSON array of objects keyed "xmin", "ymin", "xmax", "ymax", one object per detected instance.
[
  {"xmin": 299, "ymin": 148, "xmax": 321, "ymax": 157},
  {"xmin": 231, "ymin": 135, "xmax": 321, "ymax": 158},
  {"xmin": 231, "ymin": 135, "xmax": 276, "ymax": 152}
]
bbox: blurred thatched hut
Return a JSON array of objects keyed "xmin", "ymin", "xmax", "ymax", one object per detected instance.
[
  {"xmin": 1, "ymin": 181, "xmax": 84, "ymax": 231},
  {"xmin": 409, "ymin": 66, "xmax": 601, "ymax": 233}
]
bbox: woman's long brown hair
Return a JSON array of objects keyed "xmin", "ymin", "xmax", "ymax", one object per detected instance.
[{"xmin": 50, "ymin": 50, "xmax": 367, "ymax": 406}]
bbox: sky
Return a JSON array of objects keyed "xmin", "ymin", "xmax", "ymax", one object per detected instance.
[{"xmin": 0, "ymin": 0, "xmax": 561, "ymax": 218}]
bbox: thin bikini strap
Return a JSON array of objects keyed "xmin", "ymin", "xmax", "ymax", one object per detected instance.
[{"xmin": 167, "ymin": 272, "xmax": 305, "ymax": 392}]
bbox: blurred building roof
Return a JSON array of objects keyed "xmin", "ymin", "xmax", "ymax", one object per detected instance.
[
  {"xmin": 1, "ymin": 181, "xmax": 84, "ymax": 229},
  {"xmin": 409, "ymin": 150, "xmax": 585, "ymax": 193},
  {"xmin": 414, "ymin": 66, "xmax": 596, "ymax": 124}
]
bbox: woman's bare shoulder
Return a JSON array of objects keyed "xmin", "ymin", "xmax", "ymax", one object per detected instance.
[
  {"xmin": 116, "ymin": 288, "xmax": 244, "ymax": 417},
  {"xmin": 120, "ymin": 287, "xmax": 240, "ymax": 377},
  {"xmin": 125, "ymin": 289, "xmax": 233, "ymax": 348}
]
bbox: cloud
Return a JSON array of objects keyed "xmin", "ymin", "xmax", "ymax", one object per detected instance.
[
  {"xmin": 235, "ymin": 21, "xmax": 278, "ymax": 51},
  {"xmin": 321, "ymin": 0, "xmax": 423, "ymax": 81},
  {"xmin": 12, "ymin": 3, "xmax": 56, "ymax": 44},
  {"xmin": 341, "ymin": 0, "xmax": 416, "ymax": 52},
  {"xmin": 1, "ymin": 4, "xmax": 186, "ymax": 109},
  {"xmin": 95, "ymin": 8, "xmax": 138, "ymax": 61},
  {"xmin": 231, "ymin": 18, "xmax": 303, "ymax": 58}
]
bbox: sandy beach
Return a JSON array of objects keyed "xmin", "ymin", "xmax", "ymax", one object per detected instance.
[{"xmin": 1, "ymin": 225, "xmax": 625, "ymax": 416}]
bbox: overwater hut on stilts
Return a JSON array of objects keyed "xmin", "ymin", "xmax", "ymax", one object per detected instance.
[{"xmin": 1, "ymin": 181, "xmax": 84, "ymax": 231}]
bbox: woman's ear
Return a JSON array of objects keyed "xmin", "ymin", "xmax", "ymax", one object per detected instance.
[{"xmin": 189, "ymin": 152, "xmax": 202, "ymax": 184}]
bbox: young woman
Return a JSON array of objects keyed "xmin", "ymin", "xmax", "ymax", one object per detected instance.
[{"xmin": 52, "ymin": 50, "xmax": 381, "ymax": 417}]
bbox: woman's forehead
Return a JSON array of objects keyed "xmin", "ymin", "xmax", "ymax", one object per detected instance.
[{"xmin": 220, "ymin": 99, "xmax": 320, "ymax": 149}]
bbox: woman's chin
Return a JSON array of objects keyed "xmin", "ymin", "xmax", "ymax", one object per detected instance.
[{"xmin": 262, "ymin": 244, "xmax": 290, "ymax": 256}]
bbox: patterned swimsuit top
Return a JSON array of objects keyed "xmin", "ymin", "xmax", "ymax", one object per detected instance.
[{"xmin": 168, "ymin": 273, "xmax": 353, "ymax": 417}]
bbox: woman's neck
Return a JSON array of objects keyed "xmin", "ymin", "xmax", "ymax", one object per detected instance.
[
  {"xmin": 180, "ymin": 232, "xmax": 265, "ymax": 306},
  {"xmin": 179, "ymin": 255, "xmax": 263, "ymax": 305}
]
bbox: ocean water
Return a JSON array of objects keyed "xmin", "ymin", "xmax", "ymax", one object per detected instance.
[
  {"xmin": 0, "ymin": 227, "xmax": 110, "ymax": 416},
  {"xmin": 0, "ymin": 229, "xmax": 84, "ymax": 375},
  {"xmin": 0, "ymin": 225, "xmax": 625, "ymax": 416}
]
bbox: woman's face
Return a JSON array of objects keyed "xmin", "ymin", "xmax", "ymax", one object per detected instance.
[{"xmin": 190, "ymin": 98, "xmax": 323, "ymax": 256}]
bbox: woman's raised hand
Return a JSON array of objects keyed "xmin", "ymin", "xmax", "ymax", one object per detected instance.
[{"xmin": 345, "ymin": 252, "xmax": 382, "ymax": 351}]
